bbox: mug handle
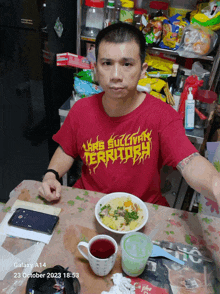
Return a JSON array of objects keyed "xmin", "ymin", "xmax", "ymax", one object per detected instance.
[{"xmin": 77, "ymin": 242, "xmax": 89, "ymax": 260}]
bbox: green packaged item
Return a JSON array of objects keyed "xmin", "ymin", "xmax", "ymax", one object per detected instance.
[{"xmin": 75, "ymin": 70, "xmax": 94, "ymax": 83}]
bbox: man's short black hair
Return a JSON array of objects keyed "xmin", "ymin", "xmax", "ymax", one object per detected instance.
[{"xmin": 95, "ymin": 22, "xmax": 146, "ymax": 66}]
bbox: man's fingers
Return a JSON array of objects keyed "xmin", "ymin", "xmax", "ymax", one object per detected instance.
[
  {"xmin": 39, "ymin": 183, "xmax": 54, "ymax": 201},
  {"xmin": 39, "ymin": 180, "xmax": 61, "ymax": 202},
  {"xmin": 38, "ymin": 186, "xmax": 44, "ymax": 197},
  {"xmin": 53, "ymin": 181, "xmax": 61, "ymax": 198}
]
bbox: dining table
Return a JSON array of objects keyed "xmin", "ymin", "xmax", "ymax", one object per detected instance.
[{"xmin": 0, "ymin": 180, "xmax": 220, "ymax": 294}]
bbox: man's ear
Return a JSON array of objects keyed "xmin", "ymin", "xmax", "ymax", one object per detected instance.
[
  {"xmin": 140, "ymin": 63, "xmax": 148, "ymax": 80},
  {"xmin": 93, "ymin": 62, "xmax": 98, "ymax": 82}
]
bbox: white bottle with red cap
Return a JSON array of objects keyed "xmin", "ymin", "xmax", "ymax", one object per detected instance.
[
  {"xmin": 185, "ymin": 87, "xmax": 195, "ymax": 130},
  {"xmin": 82, "ymin": 0, "xmax": 105, "ymax": 38}
]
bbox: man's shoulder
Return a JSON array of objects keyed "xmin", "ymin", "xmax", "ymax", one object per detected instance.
[
  {"xmin": 145, "ymin": 93, "xmax": 183, "ymax": 123},
  {"xmin": 146, "ymin": 93, "xmax": 178, "ymax": 112},
  {"xmin": 70, "ymin": 92, "xmax": 103, "ymax": 112}
]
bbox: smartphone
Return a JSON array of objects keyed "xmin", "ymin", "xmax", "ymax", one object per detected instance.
[{"xmin": 8, "ymin": 208, "xmax": 59, "ymax": 235}]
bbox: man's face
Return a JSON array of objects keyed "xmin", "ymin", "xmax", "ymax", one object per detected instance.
[{"xmin": 94, "ymin": 40, "xmax": 148, "ymax": 100}]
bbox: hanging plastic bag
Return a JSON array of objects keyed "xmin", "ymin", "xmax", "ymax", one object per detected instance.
[
  {"xmin": 178, "ymin": 75, "xmax": 203, "ymax": 120},
  {"xmin": 191, "ymin": 0, "xmax": 220, "ymax": 31},
  {"xmin": 177, "ymin": 24, "xmax": 218, "ymax": 58}
]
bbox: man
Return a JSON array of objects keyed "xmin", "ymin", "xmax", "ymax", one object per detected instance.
[{"xmin": 39, "ymin": 23, "xmax": 220, "ymax": 210}]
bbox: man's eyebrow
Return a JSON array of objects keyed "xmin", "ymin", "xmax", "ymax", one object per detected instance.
[{"xmin": 100, "ymin": 58, "xmax": 136, "ymax": 62}]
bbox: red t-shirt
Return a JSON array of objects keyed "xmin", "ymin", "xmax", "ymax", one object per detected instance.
[{"xmin": 53, "ymin": 92, "xmax": 197, "ymax": 206}]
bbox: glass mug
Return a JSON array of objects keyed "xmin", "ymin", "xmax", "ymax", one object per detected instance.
[
  {"xmin": 120, "ymin": 232, "xmax": 153, "ymax": 277},
  {"xmin": 77, "ymin": 234, "xmax": 118, "ymax": 276}
]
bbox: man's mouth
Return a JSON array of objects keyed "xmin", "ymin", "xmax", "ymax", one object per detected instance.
[{"xmin": 110, "ymin": 87, "xmax": 125, "ymax": 91}]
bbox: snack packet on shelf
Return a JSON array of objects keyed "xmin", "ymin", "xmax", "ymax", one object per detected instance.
[
  {"xmin": 74, "ymin": 77, "xmax": 103, "ymax": 98},
  {"xmin": 138, "ymin": 77, "xmax": 166, "ymax": 92},
  {"xmin": 142, "ymin": 16, "xmax": 167, "ymax": 45},
  {"xmin": 150, "ymin": 90, "xmax": 167, "ymax": 103},
  {"xmin": 159, "ymin": 14, "xmax": 190, "ymax": 50},
  {"xmin": 177, "ymin": 24, "xmax": 218, "ymax": 58},
  {"xmin": 145, "ymin": 53, "xmax": 174, "ymax": 77}
]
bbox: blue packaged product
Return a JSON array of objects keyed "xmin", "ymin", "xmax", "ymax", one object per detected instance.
[
  {"xmin": 159, "ymin": 14, "xmax": 190, "ymax": 50},
  {"xmin": 74, "ymin": 77, "xmax": 103, "ymax": 98}
]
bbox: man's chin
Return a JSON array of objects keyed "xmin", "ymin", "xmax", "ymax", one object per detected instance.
[{"xmin": 105, "ymin": 88, "xmax": 128, "ymax": 98}]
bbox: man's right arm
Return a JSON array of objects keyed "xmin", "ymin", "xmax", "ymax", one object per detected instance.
[{"xmin": 38, "ymin": 146, "xmax": 74, "ymax": 201}]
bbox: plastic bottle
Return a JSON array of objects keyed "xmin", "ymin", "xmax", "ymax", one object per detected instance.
[
  {"xmin": 120, "ymin": 0, "xmax": 135, "ymax": 24},
  {"xmin": 114, "ymin": 0, "xmax": 121, "ymax": 23},
  {"xmin": 172, "ymin": 91, "xmax": 181, "ymax": 112},
  {"xmin": 104, "ymin": 0, "xmax": 116, "ymax": 28},
  {"xmin": 185, "ymin": 87, "xmax": 195, "ymax": 130},
  {"xmin": 81, "ymin": 0, "xmax": 105, "ymax": 38}
]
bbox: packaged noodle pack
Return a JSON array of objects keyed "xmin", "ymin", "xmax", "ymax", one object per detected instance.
[
  {"xmin": 159, "ymin": 14, "xmax": 190, "ymax": 50},
  {"xmin": 145, "ymin": 53, "xmax": 174, "ymax": 74}
]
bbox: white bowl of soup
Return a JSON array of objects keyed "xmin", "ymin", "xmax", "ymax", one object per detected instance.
[{"xmin": 95, "ymin": 192, "xmax": 149, "ymax": 234}]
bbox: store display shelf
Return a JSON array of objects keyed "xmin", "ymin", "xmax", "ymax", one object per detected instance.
[
  {"xmin": 80, "ymin": 35, "xmax": 214, "ymax": 62},
  {"xmin": 147, "ymin": 47, "xmax": 214, "ymax": 61}
]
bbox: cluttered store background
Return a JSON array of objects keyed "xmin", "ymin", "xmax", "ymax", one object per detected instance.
[
  {"xmin": 57, "ymin": 0, "xmax": 220, "ymax": 217},
  {"xmin": 2, "ymin": 0, "xmax": 220, "ymax": 218}
]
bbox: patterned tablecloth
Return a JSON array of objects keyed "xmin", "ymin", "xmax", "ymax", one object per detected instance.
[{"xmin": 0, "ymin": 180, "xmax": 220, "ymax": 294}]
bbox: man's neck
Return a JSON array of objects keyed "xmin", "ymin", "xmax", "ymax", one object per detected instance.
[{"xmin": 102, "ymin": 91, "xmax": 146, "ymax": 117}]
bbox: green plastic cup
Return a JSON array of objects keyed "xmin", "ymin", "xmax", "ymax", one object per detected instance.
[{"xmin": 120, "ymin": 232, "xmax": 153, "ymax": 277}]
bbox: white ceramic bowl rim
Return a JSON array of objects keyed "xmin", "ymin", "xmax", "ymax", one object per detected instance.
[{"xmin": 95, "ymin": 192, "xmax": 149, "ymax": 234}]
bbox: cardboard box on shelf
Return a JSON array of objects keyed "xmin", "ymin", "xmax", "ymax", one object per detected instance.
[{"xmin": 56, "ymin": 52, "xmax": 93, "ymax": 69}]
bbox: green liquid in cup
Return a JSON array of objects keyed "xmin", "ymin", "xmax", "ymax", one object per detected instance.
[{"xmin": 121, "ymin": 233, "xmax": 153, "ymax": 277}]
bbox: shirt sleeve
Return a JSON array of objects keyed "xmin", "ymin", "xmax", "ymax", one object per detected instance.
[
  {"xmin": 52, "ymin": 107, "xmax": 79, "ymax": 158},
  {"xmin": 159, "ymin": 110, "xmax": 198, "ymax": 168}
]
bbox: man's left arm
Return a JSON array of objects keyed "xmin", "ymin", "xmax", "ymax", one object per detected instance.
[{"xmin": 177, "ymin": 152, "xmax": 220, "ymax": 208}]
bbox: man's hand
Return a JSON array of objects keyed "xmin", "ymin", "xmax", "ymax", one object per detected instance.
[
  {"xmin": 38, "ymin": 146, "xmax": 74, "ymax": 201},
  {"xmin": 38, "ymin": 173, "xmax": 61, "ymax": 202}
]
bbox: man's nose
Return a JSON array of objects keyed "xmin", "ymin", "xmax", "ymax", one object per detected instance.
[{"xmin": 111, "ymin": 64, "xmax": 123, "ymax": 81}]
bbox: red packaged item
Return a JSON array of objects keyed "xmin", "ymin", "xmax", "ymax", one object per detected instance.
[
  {"xmin": 130, "ymin": 278, "xmax": 169, "ymax": 293},
  {"xmin": 178, "ymin": 75, "xmax": 203, "ymax": 120},
  {"xmin": 56, "ymin": 52, "xmax": 93, "ymax": 69}
]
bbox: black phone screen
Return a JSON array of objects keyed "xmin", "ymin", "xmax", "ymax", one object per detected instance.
[{"xmin": 8, "ymin": 208, "xmax": 59, "ymax": 235}]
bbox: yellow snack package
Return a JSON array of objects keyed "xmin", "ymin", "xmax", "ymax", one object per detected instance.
[
  {"xmin": 138, "ymin": 77, "xmax": 166, "ymax": 93},
  {"xmin": 145, "ymin": 53, "xmax": 174, "ymax": 73},
  {"xmin": 150, "ymin": 91, "xmax": 167, "ymax": 103}
]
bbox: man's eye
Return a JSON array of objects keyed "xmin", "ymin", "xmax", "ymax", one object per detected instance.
[
  {"xmin": 103, "ymin": 62, "xmax": 111, "ymax": 66},
  {"xmin": 124, "ymin": 63, "xmax": 132, "ymax": 67}
]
